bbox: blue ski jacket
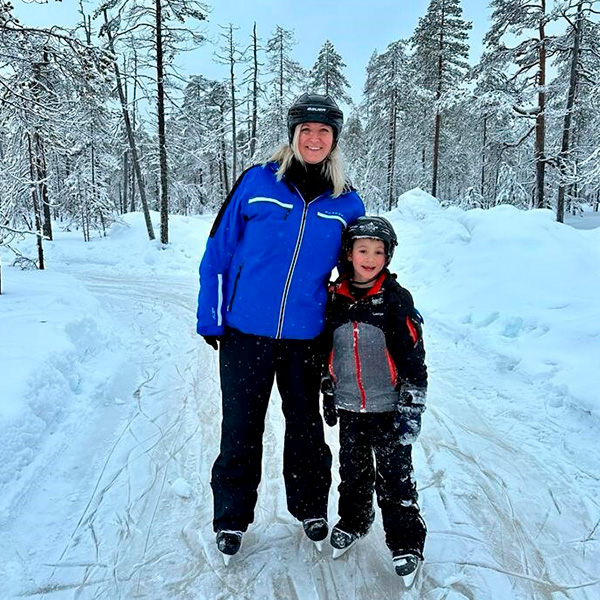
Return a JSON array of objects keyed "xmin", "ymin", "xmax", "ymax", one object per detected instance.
[{"xmin": 196, "ymin": 162, "xmax": 365, "ymax": 339}]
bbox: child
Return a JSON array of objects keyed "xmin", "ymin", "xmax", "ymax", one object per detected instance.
[{"xmin": 322, "ymin": 215, "xmax": 428, "ymax": 586}]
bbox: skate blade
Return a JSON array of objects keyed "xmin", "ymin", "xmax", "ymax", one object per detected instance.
[
  {"xmin": 332, "ymin": 539, "xmax": 357, "ymax": 559},
  {"xmin": 313, "ymin": 540, "xmax": 324, "ymax": 552},
  {"xmin": 398, "ymin": 562, "xmax": 421, "ymax": 590},
  {"xmin": 218, "ymin": 535, "xmax": 242, "ymax": 567}
]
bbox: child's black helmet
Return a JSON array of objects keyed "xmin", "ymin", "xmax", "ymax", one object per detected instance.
[
  {"xmin": 342, "ymin": 216, "xmax": 398, "ymax": 264},
  {"xmin": 287, "ymin": 93, "xmax": 344, "ymax": 143}
]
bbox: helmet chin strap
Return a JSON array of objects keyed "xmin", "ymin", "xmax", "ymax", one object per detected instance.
[{"xmin": 349, "ymin": 273, "xmax": 380, "ymax": 287}]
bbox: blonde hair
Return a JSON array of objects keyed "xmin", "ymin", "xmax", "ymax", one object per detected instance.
[{"xmin": 268, "ymin": 127, "xmax": 349, "ymax": 198}]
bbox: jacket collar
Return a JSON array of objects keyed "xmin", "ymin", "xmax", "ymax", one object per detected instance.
[{"xmin": 335, "ymin": 272, "xmax": 387, "ymax": 300}]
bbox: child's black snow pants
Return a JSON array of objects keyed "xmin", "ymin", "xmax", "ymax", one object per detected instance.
[
  {"xmin": 337, "ymin": 409, "xmax": 426, "ymax": 557},
  {"xmin": 211, "ymin": 327, "xmax": 332, "ymax": 533}
]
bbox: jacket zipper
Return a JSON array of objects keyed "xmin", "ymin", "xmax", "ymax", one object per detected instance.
[
  {"xmin": 227, "ymin": 264, "xmax": 243, "ymax": 311},
  {"xmin": 352, "ymin": 321, "xmax": 367, "ymax": 411},
  {"xmin": 275, "ymin": 186, "xmax": 326, "ymax": 339}
]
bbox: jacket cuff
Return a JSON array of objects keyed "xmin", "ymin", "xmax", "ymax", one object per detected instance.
[{"xmin": 197, "ymin": 323, "xmax": 225, "ymax": 337}]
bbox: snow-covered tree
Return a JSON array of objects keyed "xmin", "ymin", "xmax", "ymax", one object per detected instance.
[
  {"xmin": 95, "ymin": 0, "xmax": 209, "ymax": 244},
  {"xmin": 308, "ymin": 40, "xmax": 352, "ymax": 104},
  {"xmin": 550, "ymin": 0, "xmax": 600, "ymax": 220},
  {"xmin": 483, "ymin": 0, "xmax": 556, "ymax": 209},
  {"xmin": 411, "ymin": 0, "xmax": 472, "ymax": 198},
  {"xmin": 261, "ymin": 26, "xmax": 305, "ymax": 152}
]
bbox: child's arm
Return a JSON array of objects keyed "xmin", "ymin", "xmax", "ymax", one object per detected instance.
[
  {"xmin": 387, "ymin": 285, "xmax": 428, "ymax": 444},
  {"xmin": 386, "ymin": 286, "xmax": 428, "ymax": 390}
]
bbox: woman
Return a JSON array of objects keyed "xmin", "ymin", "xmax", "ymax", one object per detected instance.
[{"xmin": 196, "ymin": 93, "xmax": 365, "ymax": 563}]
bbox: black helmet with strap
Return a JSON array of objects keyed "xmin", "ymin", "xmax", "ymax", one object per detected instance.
[
  {"xmin": 342, "ymin": 216, "xmax": 398, "ymax": 265},
  {"xmin": 287, "ymin": 93, "xmax": 344, "ymax": 143}
]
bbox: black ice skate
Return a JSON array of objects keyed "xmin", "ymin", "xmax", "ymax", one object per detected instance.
[
  {"xmin": 330, "ymin": 526, "xmax": 366, "ymax": 559},
  {"xmin": 302, "ymin": 518, "xmax": 328, "ymax": 551},
  {"xmin": 392, "ymin": 552, "xmax": 422, "ymax": 589},
  {"xmin": 216, "ymin": 530, "xmax": 243, "ymax": 565}
]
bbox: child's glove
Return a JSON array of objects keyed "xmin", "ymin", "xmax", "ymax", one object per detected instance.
[
  {"xmin": 394, "ymin": 386, "xmax": 427, "ymax": 445},
  {"xmin": 321, "ymin": 376, "xmax": 338, "ymax": 427}
]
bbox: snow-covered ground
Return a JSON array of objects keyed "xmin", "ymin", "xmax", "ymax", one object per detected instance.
[{"xmin": 1, "ymin": 193, "xmax": 599, "ymax": 599}]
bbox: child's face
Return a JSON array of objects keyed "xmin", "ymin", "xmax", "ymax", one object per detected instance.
[{"xmin": 347, "ymin": 238, "xmax": 386, "ymax": 282}]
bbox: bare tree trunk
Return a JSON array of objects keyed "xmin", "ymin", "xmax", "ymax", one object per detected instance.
[
  {"xmin": 103, "ymin": 9, "xmax": 154, "ymax": 240},
  {"xmin": 123, "ymin": 150, "xmax": 129, "ymax": 213},
  {"xmin": 226, "ymin": 25, "xmax": 238, "ymax": 183},
  {"xmin": 481, "ymin": 113, "xmax": 488, "ymax": 198},
  {"xmin": 155, "ymin": 0, "xmax": 169, "ymax": 244},
  {"xmin": 27, "ymin": 133, "xmax": 45, "ymax": 269},
  {"xmin": 130, "ymin": 47, "xmax": 139, "ymax": 212},
  {"xmin": 385, "ymin": 102, "xmax": 397, "ymax": 211},
  {"xmin": 250, "ymin": 22, "xmax": 258, "ymax": 160},
  {"xmin": 31, "ymin": 56, "xmax": 53, "ymax": 241},
  {"xmin": 535, "ymin": 0, "xmax": 547, "ymax": 209},
  {"xmin": 278, "ymin": 37, "xmax": 284, "ymax": 143},
  {"xmin": 557, "ymin": 0, "xmax": 583, "ymax": 223},
  {"xmin": 431, "ymin": 9, "xmax": 445, "ymax": 199},
  {"xmin": 432, "ymin": 109, "xmax": 441, "ymax": 198},
  {"xmin": 219, "ymin": 107, "xmax": 229, "ymax": 196},
  {"xmin": 386, "ymin": 64, "xmax": 398, "ymax": 211},
  {"xmin": 34, "ymin": 132, "xmax": 52, "ymax": 240}
]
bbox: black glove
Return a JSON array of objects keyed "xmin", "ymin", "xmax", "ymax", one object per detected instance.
[
  {"xmin": 394, "ymin": 386, "xmax": 427, "ymax": 445},
  {"xmin": 202, "ymin": 335, "xmax": 220, "ymax": 350},
  {"xmin": 321, "ymin": 376, "xmax": 338, "ymax": 427}
]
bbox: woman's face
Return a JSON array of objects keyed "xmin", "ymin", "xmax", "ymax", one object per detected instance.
[{"xmin": 297, "ymin": 122, "xmax": 334, "ymax": 164}]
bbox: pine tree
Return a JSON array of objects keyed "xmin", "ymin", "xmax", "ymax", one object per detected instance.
[
  {"xmin": 0, "ymin": 3, "xmax": 116, "ymax": 265},
  {"xmin": 308, "ymin": 40, "xmax": 352, "ymax": 104},
  {"xmin": 96, "ymin": 0, "xmax": 209, "ymax": 244},
  {"xmin": 483, "ymin": 0, "xmax": 555, "ymax": 209},
  {"xmin": 215, "ymin": 24, "xmax": 242, "ymax": 185},
  {"xmin": 262, "ymin": 26, "xmax": 305, "ymax": 151},
  {"xmin": 411, "ymin": 0, "xmax": 472, "ymax": 198},
  {"xmin": 551, "ymin": 0, "xmax": 600, "ymax": 221}
]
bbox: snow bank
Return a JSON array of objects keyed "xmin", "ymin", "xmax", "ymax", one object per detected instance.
[
  {"xmin": 388, "ymin": 189, "xmax": 600, "ymax": 414},
  {"xmin": 0, "ymin": 268, "xmax": 129, "ymax": 490},
  {"xmin": 0, "ymin": 211, "xmax": 210, "ymax": 494}
]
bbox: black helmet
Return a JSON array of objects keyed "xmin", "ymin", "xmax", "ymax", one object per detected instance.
[
  {"xmin": 287, "ymin": 93, "xmax": 344, "ymax": 143},
  {"xmin": 342, "ymin": 216, "xmax": 398, "ymax": 264}
]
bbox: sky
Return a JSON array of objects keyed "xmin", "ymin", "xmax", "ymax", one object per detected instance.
[
  {"xmin": 13, "ymin": 0, "xmax": 491, "ymax": 103},
  {"xmin": 1, "ymin": 197, "xmax": 599, "ymax": 598}
]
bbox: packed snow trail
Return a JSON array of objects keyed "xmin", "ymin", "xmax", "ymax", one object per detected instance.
[{"xmin": 1, "ymin": 208, "xmax": 599, "ymax": 599}]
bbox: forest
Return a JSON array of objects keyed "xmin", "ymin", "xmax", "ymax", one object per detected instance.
[{"xmin": 1, "ymin": 0, "xmax": 599, "ymax": 266}]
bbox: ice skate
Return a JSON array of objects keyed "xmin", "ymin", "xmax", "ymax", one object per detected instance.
[
  {"xmin": 330, "ymin": 526, "xmax": 365, "ymax": 558},
  {"xmin": 216, "ymin": 530, "xmax": 243, "ymax": 565},
  {"xmin": 392, "ymin": 552, "xmax": 422, "ymax": 589},
  {"xmin": 302, "ymin": 517, "xmax": 328, "ymax": 551}
]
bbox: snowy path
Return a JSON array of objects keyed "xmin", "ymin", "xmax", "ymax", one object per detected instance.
[{"xmin": 3, "ymin": 257, "xmax": 599, "ymax": 599}]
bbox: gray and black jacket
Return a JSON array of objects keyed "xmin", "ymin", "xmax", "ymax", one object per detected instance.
[{"xmin": 324, "ymin": 271, "xmax": 427, "ymax": 413}]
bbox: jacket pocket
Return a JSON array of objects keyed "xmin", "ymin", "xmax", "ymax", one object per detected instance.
[{"xmin": 227, "ymin": 264, "xmax": 243, "ymax": 312}]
